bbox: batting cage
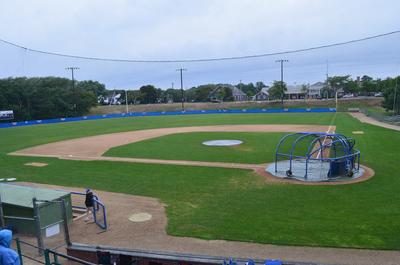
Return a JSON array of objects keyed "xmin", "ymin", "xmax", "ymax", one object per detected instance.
[{"xmin": 268, "ymin": 132, "xmax": 361, "ymax": 182}]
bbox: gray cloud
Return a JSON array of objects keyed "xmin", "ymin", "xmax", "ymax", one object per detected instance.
[{"xmin": 0, "ymin": 0, "xmax": 399, "ymax": 88}]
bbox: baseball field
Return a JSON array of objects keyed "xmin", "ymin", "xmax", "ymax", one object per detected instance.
[{"xmin": 1, "ymin": 112, "xmax": 399, "ymax": 250}]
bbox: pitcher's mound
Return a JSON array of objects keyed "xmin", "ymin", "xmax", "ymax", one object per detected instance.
[{"xmin": 202, "ymin": 140, "xmax": 243, "ymax": 146}]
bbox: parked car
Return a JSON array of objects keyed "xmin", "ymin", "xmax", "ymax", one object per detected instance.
[{"xmin": 374, "ymin": 92, "xmax": 383, "ymax": 97}]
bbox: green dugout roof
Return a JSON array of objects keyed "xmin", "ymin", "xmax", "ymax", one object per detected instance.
[{"xmin": 0, "ymin": 183, "xmax": 70, "ymax": 208}]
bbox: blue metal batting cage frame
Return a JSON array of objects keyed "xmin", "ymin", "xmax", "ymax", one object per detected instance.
[{"xmin": 274, "ymin": 132, "xmax": 360, "ymax": 179}]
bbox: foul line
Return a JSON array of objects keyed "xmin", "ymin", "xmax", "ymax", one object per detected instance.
[{"xmin": 317, "ymin": 113, "xmax": 337, "ymax": 158}]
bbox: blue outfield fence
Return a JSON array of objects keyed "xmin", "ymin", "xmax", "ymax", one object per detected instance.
[{"xmin": 0, "ymin": 107, "xmax": 336, "ymax": 129}]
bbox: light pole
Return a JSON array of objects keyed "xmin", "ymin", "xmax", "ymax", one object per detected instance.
[
  {"xmin": 275, "ymin": 60, "xmax": 288, "ymax": 106},
  {"xmin": 65, "ymin": 67, "xmax": 79, "ymax": 116},
  {"xmin": 176, "ymin": 68, "xmax": 187, "ymax": 111}
]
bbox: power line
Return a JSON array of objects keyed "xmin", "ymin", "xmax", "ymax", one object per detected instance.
[{"xmin": 1, "ymin": 30, "xmax": 399, "ymax": 63}]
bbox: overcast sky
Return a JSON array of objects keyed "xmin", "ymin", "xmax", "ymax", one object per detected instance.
[{"xmin": 0, "ymin": 0, "xmax": 399, "ymax": 89}]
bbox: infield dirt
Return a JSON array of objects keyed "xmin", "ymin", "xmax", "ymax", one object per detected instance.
[{"xmin": 11, "ymin": 124, "xmax": 374, "ymax": 185}]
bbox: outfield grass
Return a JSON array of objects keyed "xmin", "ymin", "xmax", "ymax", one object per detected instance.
[
  {"xmin": 105, "ymin": 132, "xmax": 286, "ymax": 164},
  {"xmin": 0, "ymin": 113, "xmax": 333, "ymax": 153},
  {"xmin": 0, "ymin": 112, "xmax": 399, "ymax": 249}
]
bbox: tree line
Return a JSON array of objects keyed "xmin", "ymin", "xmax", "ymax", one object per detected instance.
[
  {"xmin": 108, "ymin": 82, "xmax": 268, "ymax": 105},
  {"xmin": 0, "ymin": 77, "xmax": 106, "ymax": 121},
  {"xmin": 124, "ymin": 75, "xmax": 399, "ymax": 106},
  {"xmin": 322, "ymin": 75, "xmax": 399, "ymax": 114},
  {"xmin": 266, "ymin": 75, "xmax": 399, "ymax": 114},
  {"xmin": 1, "ymin": 74, "xmax": 399, "ymax": 122}
]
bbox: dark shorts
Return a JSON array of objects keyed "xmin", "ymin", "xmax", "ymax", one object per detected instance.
[{"xmin": 85, "ymin": 200, "xmax": 94, "ymax": 208}]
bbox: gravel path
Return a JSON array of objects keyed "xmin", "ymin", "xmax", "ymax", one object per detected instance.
[{"xmin": 350, "ymin": 112, "xmax": 400, "ymax": 131}]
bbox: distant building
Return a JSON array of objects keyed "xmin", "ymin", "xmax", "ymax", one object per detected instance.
[
  {"xmin": 285, "ymin": 85, "xmax": 306, "ymax": 99},
  {"xmin": 208, "ymin": 85, "xmax": 248, "ymax": 102},
  {"xmin": 98, "ymin": 93, "xmax": 122, "ymax": 105},
  {"xmin": 253, "ymin": 87, "xmax": 270, "ymax": 101},
  {"xmin": 308, "ymin": 82, "xmax": 325, "ymax": 98},
  {"xmin": 231, "ymin": 86, "xmax": 248, "ymax": 101}
]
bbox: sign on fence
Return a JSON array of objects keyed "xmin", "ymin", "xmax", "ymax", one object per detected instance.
[{"xmin": 0, "ymin": 110, "xmax": 14, "ymax": 120}]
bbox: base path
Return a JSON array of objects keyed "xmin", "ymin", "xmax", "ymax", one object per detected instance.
[
  {"xmin": 10, "ymin": 124, "xmax": 375, "ymax": 185},
  {"xmin": 18, "ymin": 183, "xmax": 400, "ymax": 265},
  {"xmin": 350, "ymin": 112, "xmax": 400, "ymax": 131},
  {"xmin": 10, "ymin": 124, "xmax": 332, "ymax": 158}
]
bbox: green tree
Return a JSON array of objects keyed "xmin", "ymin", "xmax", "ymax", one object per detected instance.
[
  {"xmin": 76, "ymin": 80, "xmax": 107, "ymax": 99},
  {"xmin": 360, "ymin": 75, "xmax": 375, "ymax": 95},
  {"xmin": 328, "ymin": 75, "xmax": 351, "ymax": 96},
  {"xmin": 0, "ymin": 76, "xmax": 99, "ymax": 121},
  {"xmin": 255, "ymin": 81, "xmax": 266, "ymax": 92},
  {"xmin": 268, "ymin": 81, "xmax": 287, "ymax": 100},
  {"xmin": 192, "ymin": 84, "xmax": 217, "ymax": 102},
  {"xmin": 139, "ymin": 85, "xmax": 158, "ymax": 104},
  {"xmin": 343, "ymin": 80, "xmax": 359, "ymax": 94},
  {"xmin": 301, "ymin": 84, "xmax": 309, "ymax": 98},
  {"xmin": 221, "ymin": 86, "xmax": 234, "ymax": 101},
  {"xmin": 127, "ymin": 90, "xmax": 141, "ymax": 104},
  {"xmin": 238, "ymin": 82, "xmax": 257, "ymax": 97},
  {"xmin": 382, "ymin": 76, "xmax": 400, "ymax": 114},
  {"xmin": 163, "ymin": 88, "xmax": 182, "ymax": 103}
]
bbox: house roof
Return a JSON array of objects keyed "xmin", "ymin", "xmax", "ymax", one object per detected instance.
[
  {"xmin": 209, "ymin": 85, "xmax": 247, "ymax": 98},
  {"xmin": 285, "ymin": 85, "xmax": 305, "ymax": 94},
  {"xmin": 232, "ymin": 86, "xmax": 247, "ymax": 96},
  {"xmin": 255, "ymin": 87, "xmax": 269, "ymax": 96},
  {"xmin": 309, "ymin": 82, "xmax": 325, "ymax": 90}
]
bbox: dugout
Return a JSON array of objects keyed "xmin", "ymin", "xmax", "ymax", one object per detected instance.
[{"xmin": 0, "ymin": 183, "xmax": 72, "ymax": 235}]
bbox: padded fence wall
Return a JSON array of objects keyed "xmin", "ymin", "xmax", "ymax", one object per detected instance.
[{"xmin": 0, "ymin": 107, "xmax": 336, "ymax": 129}]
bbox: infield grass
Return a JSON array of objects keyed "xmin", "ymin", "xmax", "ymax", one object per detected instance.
[
  {"xmin": 0, "ymin": 112, "xmax": 399, "ymax": 249},
  {"xmin": 105, "ymin": 132, "xmax": 286, "ymax": 164}
]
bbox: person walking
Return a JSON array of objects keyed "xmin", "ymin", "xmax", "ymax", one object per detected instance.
[{"xmin": 0, "ymin": 229, "xmax": 20, "ymax": 265}]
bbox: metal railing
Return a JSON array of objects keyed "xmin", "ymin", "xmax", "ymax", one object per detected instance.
[
  {"xmin": 69, "ymin": 190, "xmax": 107, "ymax": 230},
  {"xmin": 15, "ymin": 238, "xmax": 45, "ymax": 264},
  {"xmin": 15, "ymin": 238, "xmax": 96, "ymax": 265},
  {"xmin": 93, "ymin": 198, "xmax": 107, "ymax": 230},
  {"xmin": 69, "ymin": 191, "xmax": 100, "ymax": 212}
]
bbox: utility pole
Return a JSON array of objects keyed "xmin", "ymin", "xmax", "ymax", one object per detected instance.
[
  {"xmin": 125, "ymin": 90, "xmax": 129, "ymax": 114},
  {"xmin": 275, "ymin": 60, "xmax": 288, "ymax": 106},
  {"xmin": 176, "ymin": 68, "xmax": 187, "ymax": 111},
  {"xmin": 326, "ymin": 60, "xmax": 330, "ymax": 100},
  {"xmin": 394, "ymin": 77, "xmax": 398, "ymax": 115},
  {"xmin": 65, "ymin": 67, "xmax": 79, "ymax": 116}
]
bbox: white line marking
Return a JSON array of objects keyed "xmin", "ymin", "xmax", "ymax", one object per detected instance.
[{"xmin": 316, "ymin": 125, "xmax": 335, "ymax": 159}]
